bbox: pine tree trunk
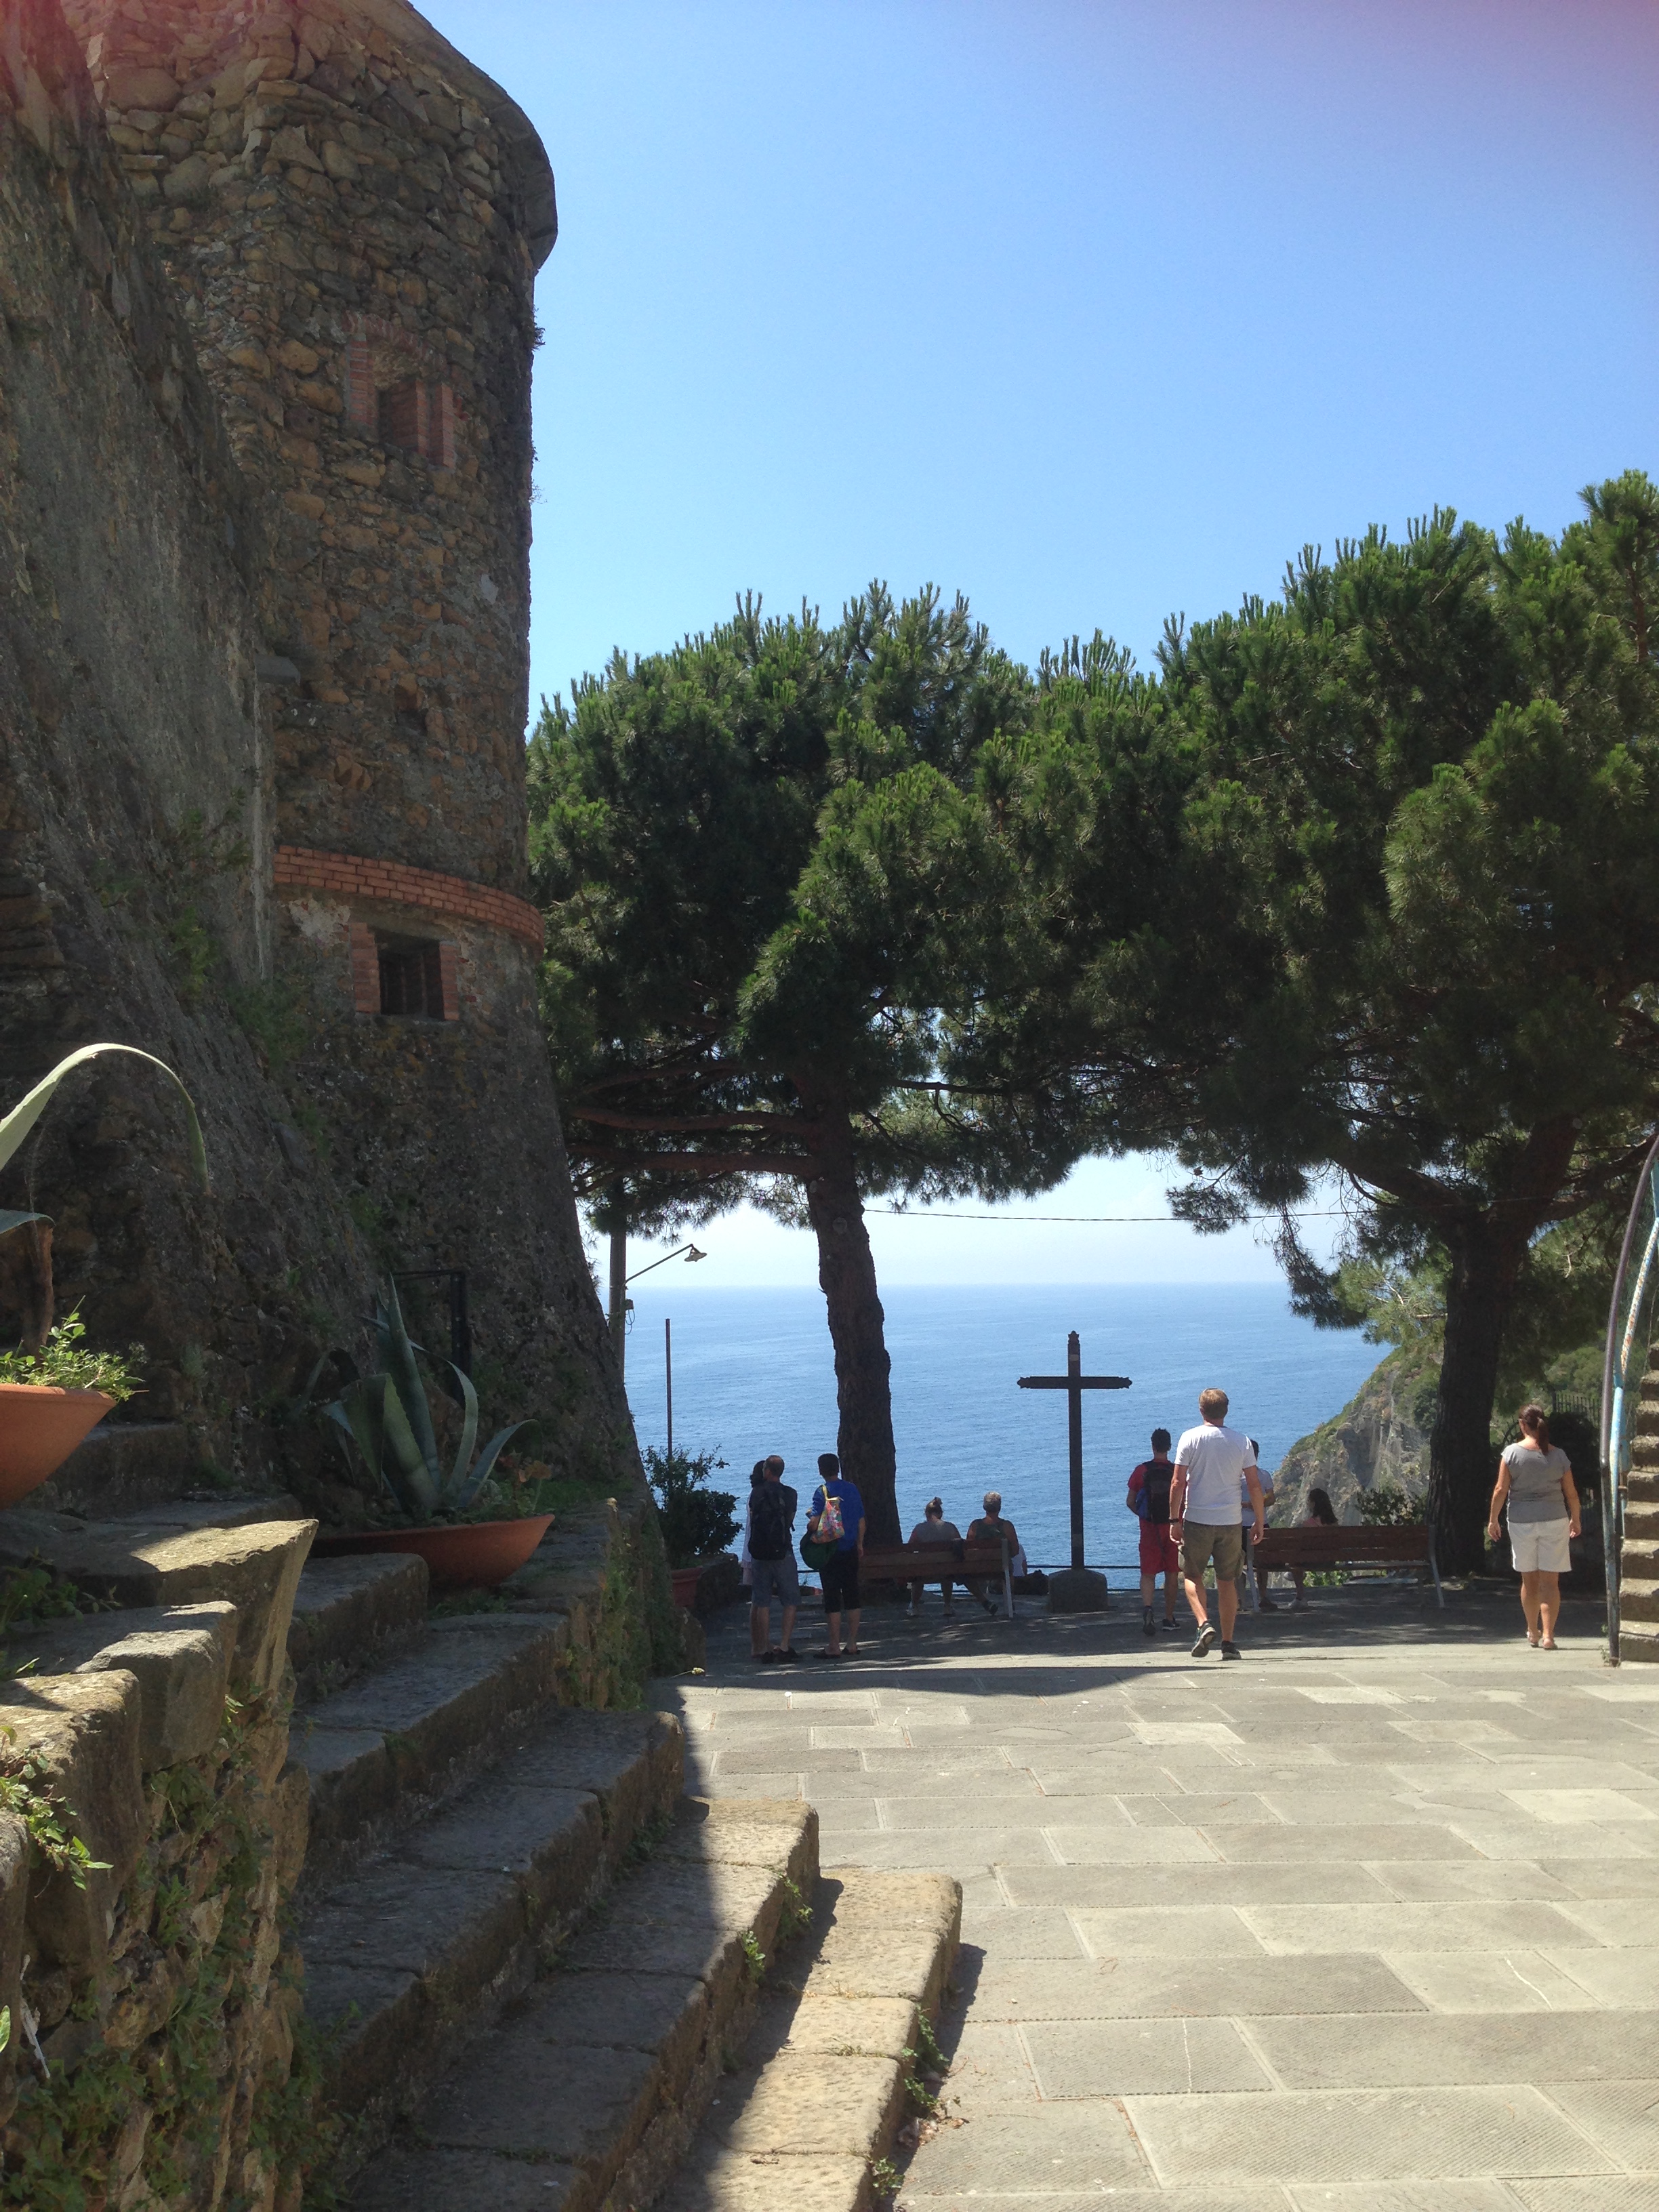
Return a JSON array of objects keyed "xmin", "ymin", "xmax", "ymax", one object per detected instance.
[
  {"xmin": 799, "ymin": 1091, "xmax": 900, "ymax": 1546},
  {"xmin": 1426, "ymin": 1221, "xmax": 1527, "ymax": 1575}
]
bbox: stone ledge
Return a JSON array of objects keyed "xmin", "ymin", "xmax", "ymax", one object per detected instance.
[
  {"xmin": 0, "ymin": 1504, "xmax": 314, "ymax": 1697},
  {"xmin": 20, "ymin": 1599, "xmax": 238, "ymax": 1767}
]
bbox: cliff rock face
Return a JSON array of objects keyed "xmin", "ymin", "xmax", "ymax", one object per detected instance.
[
  {"xmin": 1271, "ymin": 1349, "xmax": 1435, "ymax": 1525},
  {"xmin": 0, "ymin": 0, "xmax": 638, "ymax": 1510}
]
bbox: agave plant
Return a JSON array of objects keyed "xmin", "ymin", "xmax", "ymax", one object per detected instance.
[
  {"xmin": 325, "ymin": 1279, "xmax": 532, "ymax": 1522},
  {"xmin": 0, "ymin": 1044, "xmax": 207, "ymax": 1353}
]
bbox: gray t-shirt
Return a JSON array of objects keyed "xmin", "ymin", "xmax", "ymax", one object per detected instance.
[{"xmin": 1502, "ymin": 1441, "xmax": 1571, "ymax": 1522}]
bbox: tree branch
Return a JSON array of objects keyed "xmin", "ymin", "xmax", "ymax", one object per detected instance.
[
  {"xmin": 568, "ymin": 1106, "xmax": 796, "ymax": 1133},
  {"xmin": 567, "ymin": 1142, "xmax": 814, "ymax": 1179}
]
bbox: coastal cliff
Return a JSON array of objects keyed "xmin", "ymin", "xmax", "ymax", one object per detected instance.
[{"xmin": 1270, "ymin": 1348, "xmax": 1435, "ymax": 1525}]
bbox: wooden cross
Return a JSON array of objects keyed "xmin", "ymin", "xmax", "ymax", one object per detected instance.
[{"xmin": 1017, "ymin": 1330, "xmax": 1132, "ymax": 1570}]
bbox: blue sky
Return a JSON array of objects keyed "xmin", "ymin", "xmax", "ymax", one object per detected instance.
[{"xmin": 426, "ymin": 0, "xmax": 1657, "ymax": 1288}]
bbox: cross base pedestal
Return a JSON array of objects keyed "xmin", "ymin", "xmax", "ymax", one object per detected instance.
[{"xmin": 1045, "ymin": 1568, "xmax": 1110, "ymax": 1614}]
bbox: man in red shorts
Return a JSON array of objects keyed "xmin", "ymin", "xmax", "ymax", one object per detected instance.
[{"xmin": 1126, "ymin": 1428, "xmax": 1181, "ymax": 1637}]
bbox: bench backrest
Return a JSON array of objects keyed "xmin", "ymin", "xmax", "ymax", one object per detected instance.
[
  {"xmin": 861, "ymin": 1539, "xmax": 1009, "ymax": 1578},
  {"xmin": 1252, "ymin": 1524, "xmax": 1431, "ymax": 1566}
]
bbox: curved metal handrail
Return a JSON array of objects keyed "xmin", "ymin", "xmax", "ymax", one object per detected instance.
[{"xmin": 1599, "ymin": 1130, "xmax": 1659, "ymax": 1664}]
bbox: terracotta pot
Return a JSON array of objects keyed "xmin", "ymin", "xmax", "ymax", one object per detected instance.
[
  {"xmin": 310, "ymin": 1512, "xmax": 555, "ymax": 1593},
  {"xmin": 670, "ymin": 1563, "xmax": 705, "ymax": 1609},
  {"xmin": 0, "ymin": 1383, "xmax": 116, "ymax": 1509}
]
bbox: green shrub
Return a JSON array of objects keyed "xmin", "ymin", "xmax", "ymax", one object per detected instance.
[{"xmin": 644, "ymin": 1446, "xmax": 737, "ymax": 1566}]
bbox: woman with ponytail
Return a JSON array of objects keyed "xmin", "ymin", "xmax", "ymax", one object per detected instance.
[{"xmin": 1488, "ymin": 1405, "xmax": 1581, "ymax": 1648}]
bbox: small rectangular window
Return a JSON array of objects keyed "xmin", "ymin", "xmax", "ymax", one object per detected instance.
[
  {"xmin": 377, "ymin": 938, "xmax": 446, "ymax": 1019},
  {"xmin": 379, "ymin": 380, "xmax": 455, "ymax": 468}
]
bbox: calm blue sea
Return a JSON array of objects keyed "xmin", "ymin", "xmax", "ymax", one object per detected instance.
[{"xmin": 622, "ymin": 1283, "xmax": 1380, "ymax": 1570}]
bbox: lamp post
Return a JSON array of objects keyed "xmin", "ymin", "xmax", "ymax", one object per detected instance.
[{"xmin": 605, "ymin": 1234, "xmax": 707, "ymax": 1386}]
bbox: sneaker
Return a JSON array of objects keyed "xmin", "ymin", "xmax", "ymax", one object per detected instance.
[
  {"xmin": 982, "ymin": 1597, "xmax": 998, "ymax": 1616},
  {"xmin": 1161, "ymin": 1616, "xmax": 1181, "ymax": 1633},
  {"xmin": 1221, "ymin": 1640, "xmax": 1242, "ymax": 1660},
  {"xmin": 1142, "ymin": 1610, "xmax": 1156, "ymax": 1639},
  {"xmin": 1191, "ymin": 1624, "xmax": 1218, "ymax": 1658},
  {"xmin": 758, "ymin": 1649, "xmax": 778, "ymax": 1664},
  {"xmin": 905, "ymin": 1602, "xmax": 917, "ymax": 1618},
  {"xmin": 778, "ymin": 1647, "xmax": 800, "ymax": 1662},
  {"xmin": 1258, "ymin": 1597, "xmax": 1280, "ymax": 1612}
]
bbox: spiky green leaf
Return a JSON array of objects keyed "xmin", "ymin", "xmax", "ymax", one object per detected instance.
[{"xmin": 0, "ymin": 1045, "xmax": 207, "ymax": 1188}]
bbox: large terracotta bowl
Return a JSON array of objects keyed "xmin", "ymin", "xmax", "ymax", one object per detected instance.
[
  {"xmin": 310, "ymin": 1512, "xmax": 554, "ymax": 1593},
  {"xmin": 0, "ymin": 1382, "xmax": 116, "ymax": 1509}
]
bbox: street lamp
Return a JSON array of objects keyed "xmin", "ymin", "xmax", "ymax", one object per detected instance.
[{"xmin": 606, "ymin": 1235, "xmax": 707, "ymax": 1382}]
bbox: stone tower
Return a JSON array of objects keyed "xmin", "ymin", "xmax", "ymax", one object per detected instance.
[{"xmin": 35, "ymin": 0, "xmax": 630, "ymax": 1479}]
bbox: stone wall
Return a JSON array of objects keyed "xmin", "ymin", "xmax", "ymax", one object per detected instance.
[
  {"xmin": 0, "ymin": 0, "xmax": 367, "ymax": 1452},
  {"xmin": 60, "ymin": 0, "xmax": 553, "ymax": 893},
  {"xmin": 0, "ymin": 1517, "xmax": 314, "ymax": 2211},
  {"xmin": 0, "ymin": 0, "xmax": 643, "ymax": 1517}
]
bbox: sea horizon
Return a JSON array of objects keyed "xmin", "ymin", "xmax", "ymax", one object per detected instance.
[{"xmin": 621, "ymin": 1280, "xmax": 1382, "ymax": 1572}]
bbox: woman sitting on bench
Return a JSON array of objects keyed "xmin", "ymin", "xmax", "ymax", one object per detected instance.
[
  {"xmin": 906, "ymin": 1498, "xmax": 967, "ymax": 1617},
  {"xmin": 1258, "ymin": 1486, "xmax": 1337, "ymax": 1612}
]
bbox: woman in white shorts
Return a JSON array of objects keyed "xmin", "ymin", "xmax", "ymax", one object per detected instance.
[{"xmin": 1487, "ymin": 1403, "xmax": 1581, "ymax": 1649}]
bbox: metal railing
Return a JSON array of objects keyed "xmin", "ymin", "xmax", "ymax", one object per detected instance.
[{"xmin": 1599, "ymin": 1132, "xmax": 1659, "ymax": 1665}]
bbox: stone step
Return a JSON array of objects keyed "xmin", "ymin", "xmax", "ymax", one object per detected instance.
[
  {"xmin": 329, "ymin": 1778, "xmax": 804, "ymax": 2200},
  {"xmin": 1624, "ymin": 1500, "xmax": 1659, "ymax": 1542},
  {"xmin": 658, "ymin": 1866, "xmax": 962, "ymax": 2212},
  {"xmin": 287, "ymin": 1551, "xmax": 430, "ymax": 1700},
  {"xmin": 295, "ymin": 1612, "xmax": 581, "ymax": 1889},
  {"xmin": 33, "ymin": 1419, "xmax": 194, "ymax": 1516},
  {"xmin": 1618, "ymin": 1575, "xmax": 1659, "ymax": 1624},
  {"xmin": 1619, "ymin": 1628, "xmax": 1659, "ymax": 1663},
  {"xmin": 0, "ymin": 1496, "xmax": 312, "ymax": 1697}
]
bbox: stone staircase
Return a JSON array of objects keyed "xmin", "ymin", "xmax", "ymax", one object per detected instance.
[
  {"xmin": 0, "ymin": 1485, "xmax": 962, "ymax": 2207},
  {"xmin": 1622, "ymin": 1358, "xmax": 1659, "ymax": 1660},
  {"xmin": 294, "ymin": 1543, "xmax": 961, "ymax": 2209}
]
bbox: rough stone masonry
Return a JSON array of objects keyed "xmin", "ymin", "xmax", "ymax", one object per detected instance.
[{"xmin": 0, "ymin": 0, "xmax": 634, "ymax": 1507}]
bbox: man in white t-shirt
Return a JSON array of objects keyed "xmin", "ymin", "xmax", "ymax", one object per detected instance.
[{"xmin": 1170, "ymin": 1387, "xmax": 1265, "ymax": 1661}]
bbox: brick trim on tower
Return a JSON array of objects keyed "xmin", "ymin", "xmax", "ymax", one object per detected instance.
[
  {"xmin": 347, "ymin": 920, "xmax": 380, "ymax": 1012},
  {"xmin": 276, "ymin": 846, "xmax": 546, "ymax": 951}
]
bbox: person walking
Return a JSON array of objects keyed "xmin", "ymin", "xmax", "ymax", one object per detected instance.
[
  {"xmin": 1126, "ymin": 1429, "xmax": 1182, "ymax": 1637},
  {"xmin": 747, "ymin": 1454, "xmax": 800, "ymax": 1662},
  {"xmin": 966, "ymin": 1492, "xmax": 1021, "ymax": 1614},
  {"xmin": 1171, "ymin": 1388, "xmax": 1265, "ymax": 1660},
  {"xmin": 905, "ymin": 1498, "xmax": 964, "ymax": 1616},
  {"xmin": 1488, "ymin": 1404, "xmax": 1582, "ymax": 1649},
  {"xmin": 808, "ymin": 1451, "xmax": 865, "ymax": 1658}
]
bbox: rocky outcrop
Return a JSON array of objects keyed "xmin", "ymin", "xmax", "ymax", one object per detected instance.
[{"xmin": 1270, "ymin": 1349, "xmax": 1435, "ymax": 1526}]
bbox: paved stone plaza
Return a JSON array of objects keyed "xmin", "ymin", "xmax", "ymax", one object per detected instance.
[{"xmin": 677, "ymin": 1583, "xmax": 1659, "ymax": 2209}]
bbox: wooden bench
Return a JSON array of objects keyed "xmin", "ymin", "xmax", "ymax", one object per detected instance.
[
  {"xmin": 1248, "ymin": 1523, "xmax": 1443, "ymax": 1607},
  {"xmin": 859, "ymin": 1538, "xmax": 1016, "ymax": 1618}
]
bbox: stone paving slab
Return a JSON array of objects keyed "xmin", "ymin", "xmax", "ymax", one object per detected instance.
[
  {"xmin": 681, "ymin": 1584, "xmax": 1659, "ymax": 2203},
  {"xmin": 1254, "ymin": 2009, "xmax": 1659, "ymax": 2087},
  {"xmin": 1125, "ymin": 2085, "xmax": 1616, "ymax": 2184}
]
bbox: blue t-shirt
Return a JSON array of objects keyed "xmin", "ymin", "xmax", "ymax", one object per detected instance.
[{"xmin": 811, "ymin": 1477, "xmax": 864, "ymax": 1553}]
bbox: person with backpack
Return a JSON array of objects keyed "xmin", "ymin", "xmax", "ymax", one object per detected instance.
[
  {"xmin": 806, "ymin": 1451, "xmax": 865, "ymax": 1659},
  {"xmin": 1127, "ymin": 1429, "xmax": 1182, "ymax": 1637},
  {"xmin": 747, "ymin": 1454, "xmax": 800, "ymax": 1662}
]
